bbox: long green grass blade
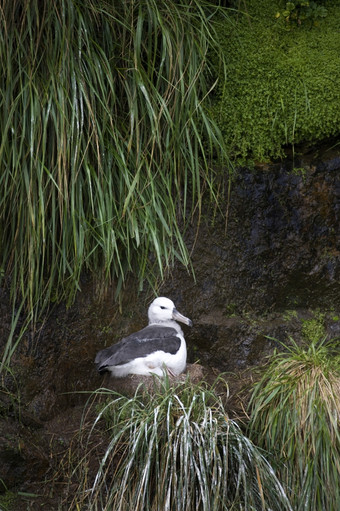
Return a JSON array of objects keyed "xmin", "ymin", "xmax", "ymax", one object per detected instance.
[
  {"xmin": 248, "ymin": 337, "xmax": 340, "ymax": 511},
  {"xmin": 70, "ymin": 378, "xmax": 292, "ymax": 511},
  {"xmin": 0, "ymin": 0, "xmax": 231, "ymax": 367}
]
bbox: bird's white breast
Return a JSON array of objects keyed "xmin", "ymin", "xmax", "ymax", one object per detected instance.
[{"xmin": 106, "ymin": 334, "xmax": 187, "ymax": 378}]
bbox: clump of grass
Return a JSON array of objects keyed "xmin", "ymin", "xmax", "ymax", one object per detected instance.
[
  {"xmin": 70, "ymin": 377, "xmax": 292, "ymax": 511},
  {"xmin": 248, "ymin": 337, "xmax": 340, "ymax": 511},
  {"xmin": 0, "ymin": 0, "xmax": 230, "ymax": 368},
  {"xmin": 0, "ymin": 1, "xmax": 229, "ymax": 314}
]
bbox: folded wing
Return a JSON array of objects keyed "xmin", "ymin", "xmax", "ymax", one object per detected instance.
[{"xmin": 95, "ymin": 325, "xmax": 181, "ymax": 373}]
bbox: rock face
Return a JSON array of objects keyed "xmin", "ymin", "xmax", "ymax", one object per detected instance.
[
  {"xmin": 0, "ymin": 143, "xmax": 340, "ymax": 504},
  {"xmin": 170, "ymin": 156, "xmax": 340, "ymax": 316},
  {"xmin": 161, "ymin": 147, "xmax": 340, "ymax": 373}
]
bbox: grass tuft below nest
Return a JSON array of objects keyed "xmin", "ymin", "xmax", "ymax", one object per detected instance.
[{"xmin": 70, "ymin": 375, "xmax": 292, "ymax": 511}]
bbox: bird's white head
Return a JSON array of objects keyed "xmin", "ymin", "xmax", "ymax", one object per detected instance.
[{"xmin": 148, "ymin": 297, "xmax": 193, "ymax": 327}]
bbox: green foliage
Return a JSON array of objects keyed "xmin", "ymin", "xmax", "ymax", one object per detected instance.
[
  {"xmin": 301, "ymin": 311, "xmax": 326, "ymax": 342},
  {"xmin": 277, "ymin": 1, "xmax": 328, "ymax": 28},
  {"xmin": 0, "ymin": 0, "xmax": 228, "ymax": 328},
  {"xmin": 248, "ymin": 337, "xmax": 340, "ymax": 511},
  {"xmin": 211, "ymin": 0, "xmax": 340, "ymax": 162},
  {"xmin": 72, "ymin": 377, "xmax": 292, "ymax": 511},
  {"xmin": 0, "ymin": 491, "xmax": 16, "ymax": 511}
]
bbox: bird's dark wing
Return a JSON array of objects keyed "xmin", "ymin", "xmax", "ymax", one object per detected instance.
[{"xmin": 95, "ymin": 325, "xmax": 181, "ymax": 372}]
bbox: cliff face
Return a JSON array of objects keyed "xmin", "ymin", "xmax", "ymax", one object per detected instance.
[
  {"xmin": 159, "ymin": 145, "xmax": 340, "ymax": 373},
  {"xmin": 186, "ymin": 156, "xmax": 339, "ymax": 313},
  {"xmin": 1, "ymin": 143, "xmax": 340, "ymax": 506}
]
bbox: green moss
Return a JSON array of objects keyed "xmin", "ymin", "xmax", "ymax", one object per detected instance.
[
  {"xmin": 283, "ymin": 309, "xmax": 298, "ymax": 321},
  {"xmin": 211, "ymin": 0, "xmax": 340, "ymax": 162},
  {"xmin": 301, "ymin": 311, "xmax": 326, "ymax": 342},
  {"xmin": 0, "ymin": 492, "xmax": 16, "ymax": 511},
  {"xmin": 224, "ymin": 302, "xmax": 238, "ymax": 316}
]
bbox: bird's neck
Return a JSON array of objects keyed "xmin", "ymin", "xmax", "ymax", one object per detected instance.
[{"xmin": 149, "ymin": 319, "xmax": 183, "ymax": 333}]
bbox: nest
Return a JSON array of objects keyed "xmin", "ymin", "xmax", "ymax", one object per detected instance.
[{"xmin": 98, "ymin": 363, "xmax": 221, "ymax": 398}]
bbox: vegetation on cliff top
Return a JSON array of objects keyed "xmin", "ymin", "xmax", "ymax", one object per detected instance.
[{"xmin": 211, "ymin": 0, "xmax": 340, "ymax": 162}]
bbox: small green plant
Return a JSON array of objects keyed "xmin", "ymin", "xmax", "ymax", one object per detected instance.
[
  {"xmin": 276, "ymin": 1, "xmax": 328, "ymax": 28},
  {"xmin": 291, "ymin": 166, "xmax": 307, "ymax": 181},
  {"xmin": 225, "ymin": 302, "xmax": 239, "ymax": 316},
  {"xmin": 0, "ymin": 490, "xmax": 16, "ymax": 511},
  {"xmin": 301, "ymin": 311, "xmax": 326, "ymax": 342},
  {"xmin": 248, "ymin": 337, "xmax": 340, "ymax": 511},
  {"xmin": 71, "ymin": 377, "xmax": 292, "ymax": 511},
  {"xmin": 283, "ymin": 309, "xmax": 298, "ymax": 321}
]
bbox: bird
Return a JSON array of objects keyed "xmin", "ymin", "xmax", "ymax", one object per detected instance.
[{"xmin": 95, "ymin": 297, "xmax": 193, "ymax": 378}]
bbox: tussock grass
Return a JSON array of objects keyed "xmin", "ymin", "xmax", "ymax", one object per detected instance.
[
  {"xmin": 0, "ymin": 3, "xmax": 228, "ymax": 311},
  {"xmin": 0, "ymin": 0, "xmax": 230, "ymax": 368},
  {"xmin": 248, "ymin": 337, "xmax": 340, "ymax": 511},
  {"xmin": 69, "ymin": 377, "xmax": 292, "ymax": 511}
]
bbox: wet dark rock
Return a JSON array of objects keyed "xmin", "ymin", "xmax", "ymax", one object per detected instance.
[{"xmin": 176, "ymin": 157, "xmax": 340, "ymax": 316}]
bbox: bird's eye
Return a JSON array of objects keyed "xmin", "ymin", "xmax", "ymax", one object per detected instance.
[{"xmin": 160, "ymin": 306, "xmax": 166, "ymax": 310}]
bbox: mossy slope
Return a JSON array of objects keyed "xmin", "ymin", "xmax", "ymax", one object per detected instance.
[{"xmin": 211, "ymin": 0, "xmax": 340, "ymax": 162}]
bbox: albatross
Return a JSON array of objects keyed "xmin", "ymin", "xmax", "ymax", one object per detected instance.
[{"xmin": 95, "ymin": 297, "xmax": 193, "ymax": 377}]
